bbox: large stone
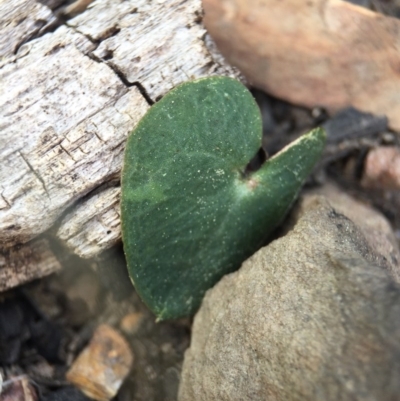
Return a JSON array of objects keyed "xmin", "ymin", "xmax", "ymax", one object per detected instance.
[
  {"xmin": 179, "ymin": 197, "xmax": 400, "ymax": 401},
  {"xmin": 303, "ymin": 182, "xmax": 400, "ymax": 282}
]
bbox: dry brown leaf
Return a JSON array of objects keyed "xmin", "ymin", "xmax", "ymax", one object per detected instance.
[{"xmin": 203, "ymin": 0, "xmax": 400, "ymax": 130}]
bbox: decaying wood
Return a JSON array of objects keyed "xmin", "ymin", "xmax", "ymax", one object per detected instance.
[
  {"xmin": 203, "ymin": 0, "xmax": 400, "ymax": 130},
  {"xmin": 90, "ymin": 0, "xmax": 242, "ymax": 100},
  {"xmin": 0, "ymin": 0, "xmax": 241, "ymax": 287},
  {"xmin": 1, "ymin": 24, "xmax": 126, "ymax": 248},
  {"xmin": 0, "ymin": 0, "xmax": 55, "ymax": 64},
  {"xmin": 0, "ymin": 238, "xmax": 61, "ymax": 292},
  {"xmin": 63, "ymin": 0, "xmax": 95, "ymax": 17},
  {"xmin": 57, "ymin": 186, "xmax": 121, "ymax": 259}
]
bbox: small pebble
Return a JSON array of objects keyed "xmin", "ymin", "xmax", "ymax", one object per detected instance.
[
  {"xmin": 0, "ymin": 376, "xmax": 37, "ymax": 401},
  {"xmin": 381, "ymin": 132, "xmax": 396, "ymax": 144},
  {"xmin": 120, "ymin": 312, "xmax": 144, "ymax": 336},
  {"xmin": 362, "ymin": 146, "xmax": 400, "ymax": 189},
  {"xmin": 66, "ymin": 324, "xmax": 133, "ymax": 401}
]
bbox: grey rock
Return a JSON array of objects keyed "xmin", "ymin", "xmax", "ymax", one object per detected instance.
[
  {"xmin": 322, "ymin": 107, "xmax": 387, "ymax": 144},
  {"xmin": 303, "ymin": 183, "xmax": 400, "ymax": 283},
  {"xmin": 179, "ymin": 197, "xmax": 400, "ymax": 401}
]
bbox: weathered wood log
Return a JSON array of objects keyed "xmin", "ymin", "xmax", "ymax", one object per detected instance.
[
  {"xmin": 0, "ymin": 238, "xmax": 61, "ymax": 292},
  {"xmin": 0, "ymin": 0, "xmax": 55, "ymax": 64},
  {"xmin": 0, "ymin": 0, "xmax": 242, "ymax": 288},
  {"xmin": 57, "ymin": 186, "xmax": 121, "ymax": 259}
]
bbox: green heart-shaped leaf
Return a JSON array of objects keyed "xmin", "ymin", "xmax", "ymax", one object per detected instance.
[{"xmin": 121, "ymin": 77, "xmax": 325, "ymax": 320}]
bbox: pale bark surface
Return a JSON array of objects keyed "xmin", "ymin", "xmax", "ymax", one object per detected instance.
[
  {"xmin": 0, "ymin": 0, "xmax": 241, "ymax": 286},
  {"xmin": 0, "ymin": 238, "xmax": 61, "ymax": 292},
  {"xmin": 57, "ymin": 186, "xmax": 121, "ymax": 259},
  {"xmin": 0, "ymin": 0, "xmax": 55, "ymax": 64}
]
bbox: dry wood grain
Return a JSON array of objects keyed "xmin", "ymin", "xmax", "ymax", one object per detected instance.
[
  {"xmin": 0, "ymin": 25, "xmax": 131, "ymax": 248},
  {"xmin": 57, "ymin": 186, "xmax": 121, "ymax": 259},
  {"xmin": 91, "ymin": 0, "xmax": 242, "ymax": 100},
  {"xmin": 0, "ymin": 0, "xmax": 55, "ymax": 65}
]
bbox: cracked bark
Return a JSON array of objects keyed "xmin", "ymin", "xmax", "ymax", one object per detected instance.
[
  {"xmin": 0, "ymin": 0, "xmax": 242, "ymax": 288},
  {"xmin": 0, "ymin": 238, "xmax": 61, "ymax": 292}
]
